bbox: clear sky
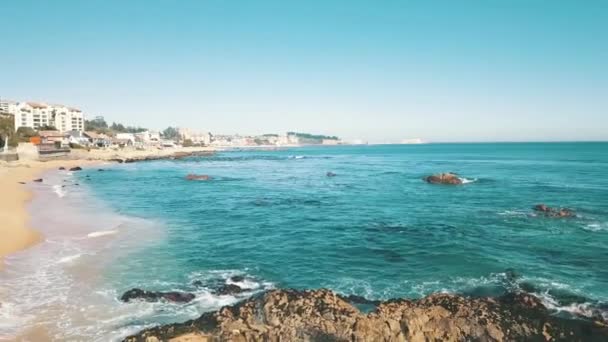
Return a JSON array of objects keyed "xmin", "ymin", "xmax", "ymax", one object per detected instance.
[{"xmin": 1, "ymin": 0, "xmax": 607, "ymax": 142}]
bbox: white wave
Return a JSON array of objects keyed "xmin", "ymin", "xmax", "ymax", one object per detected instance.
[
  {"xmin": 459, "ymin": 177, "xmax": 477, "ymax": 184},
  {"xmin": 87, "ymin": 230, "xmax": 119, "ymax": 238},
  {"xmin": 288, "ymin": 155, "xmax": 305, "ymax": 159},
  {"xmin": 583, "ymin": 223, "xmax": 607, "ymax": 232},
  {"xmin": 57, "ymin": 254, "xmax": 82, "ymax": 264},
  {"xmin": 52, "ymin": 184, "xmax": 66, "ymax": 198},
  {"xmin": 531, "ymin": 291, "xmax": 607, "ymax": 321},
  {"xmin": 498, "ymin": 210, "xmax": 529, "ymax": 217}
]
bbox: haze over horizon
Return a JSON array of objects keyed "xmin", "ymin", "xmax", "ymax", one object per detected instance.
[{"xmin": 1, "ymin": 0, "xmax": 607, "ymax": 143}]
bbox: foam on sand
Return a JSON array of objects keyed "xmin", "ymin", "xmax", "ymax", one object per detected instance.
[{"xmin": 87, "ymin": 230, "xmax": 119, "ymax": 238}]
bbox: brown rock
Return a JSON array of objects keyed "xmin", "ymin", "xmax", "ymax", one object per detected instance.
[
  {"xmin": 533, "ymin": 204, "xmax": 576, "ymax": 218},
  {"xmin": 123, "ymin": 289, "xmax": 608, "ymax": 342},
  {"xmin": 424, "ymin": 173, "xmax": 463, "ymax": 185}
]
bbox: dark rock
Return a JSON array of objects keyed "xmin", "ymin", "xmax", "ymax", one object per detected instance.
[
  {"xmin": 192, "ymin": 280, "xmax": 204, "ymax": 287},
  {"xmin": 18, "ymin": 182, "xmax": 26, "ymax": 184},
  {"xmin": 215, "ymin": 284, "xmax": 244, "ymax": 295},
  {"xmin": 326, "ymin": 171, "xmax": 337, "ymax": 177},
  {"xmin": 98, "ymin": 169, "xmax": 105, "ymax": 172},
  {"xmin": 424, "ymin": 173, "xmax": 463, "ymax": 185},
  {"xmin": 124, "ymin": 288, "xmax": 608, "ymax": 342},
  {"xmin": 58, "ymin": 167, "xmax": 66, "ymax": 170},
  {"xmin": 109, "ymin": 158, "xmax": 125, "ymax": 163},
  {"xmin": 533, "ymin": 204, "xmax": 576, "ymax": 218},
  {"xmin": 69, "ymin": 166, "xmax": 82, "ymax": 171},
  {"xmin": 339, "ymin": 294, "xmax": 381, "ymax": 306},
  {"xmin": 32, "ymin": 178, "xmax": 43, "ymax": 182},
  {"xmin": 120, "ymin": 288, "xmax": 195, "ymax": 303},
  {"xmin": 229, "ymin": 275, "xmax": 245, "ymax": 283},
  {"xmin": 185, "ymin": 174, "xmax": 212, "ymax": 181}
]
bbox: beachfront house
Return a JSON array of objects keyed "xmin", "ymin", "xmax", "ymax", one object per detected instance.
[
  {"xmin": 115, "ymin": 133, "xmax": 136, "ymax": 145},
  {"xmin": 68, "ymin": 131, "xmax": 91, "ymax": 147},
  {"xmin": 111, "ymin": 138, "xmax": 133, "ymax": 148},
  {"xmin": 84, "ymin": 131, "xmax": 112, "ymax": 148}
]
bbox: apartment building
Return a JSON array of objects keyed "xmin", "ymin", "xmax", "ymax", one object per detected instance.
[{"xmin": 0, "ymin": 100, "xmax": 85, "ymax": 132}]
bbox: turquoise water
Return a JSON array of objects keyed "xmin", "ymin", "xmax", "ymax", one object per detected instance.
[{"xmin": 82, "ymin": 143, "xmax": 608, "ymax": 323}]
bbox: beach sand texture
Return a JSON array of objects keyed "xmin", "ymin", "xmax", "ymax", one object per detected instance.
[{"xmin": 0, "ymin": 146, "xmax": 214, "ymax": 268}]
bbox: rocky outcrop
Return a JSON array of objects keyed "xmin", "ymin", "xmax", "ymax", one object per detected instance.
[
  {"xmin": 124, "ymin": 289, "xmax": 608, "ymax": 342},
  {"xmin": 533, "ymin": 204, "xmax": 576, "ymax": 218},
  {"xmin": 120, "ymin": 288, "xmax": 195, "ymax": 304},
  {"xmin": 185, "ymin": 174, "xmax": 212, "ymax": 181},
  {"xmin": 111, "ymin": 151, "xmax": 215, "ymax": 164},
  {"xmin": 424, "ymin": 173, "xmax": 463, "ymax": 185},
  {"xmin": 69, "ymin": 166, "xmax": 83, "ymax": 171}
]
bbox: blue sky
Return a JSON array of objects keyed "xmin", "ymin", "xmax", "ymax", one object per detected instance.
[{"xmin": 1, "ymin": 0, "xmax": 606, "ymax": 142}]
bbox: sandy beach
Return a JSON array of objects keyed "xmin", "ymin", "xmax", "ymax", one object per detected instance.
[{"xmin": 0, "ymin": 146, "xmax": 214, "ymax": 269}]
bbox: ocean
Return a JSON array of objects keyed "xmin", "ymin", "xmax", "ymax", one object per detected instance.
[{"xmin": 1, "ymin": 143, "xmax": 607, "ymax": 340}]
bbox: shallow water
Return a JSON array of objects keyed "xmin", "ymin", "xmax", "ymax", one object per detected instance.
[{"xmin": 1, "ymin": 143, "xmax": 607, "ymax": 340}]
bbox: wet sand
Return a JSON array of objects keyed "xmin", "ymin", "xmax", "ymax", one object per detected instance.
[
  {"xmin": 0, "ymin": 160, "xmax": 98, "ymax": 269},
  {"xmin": 0, "ymin": 146, "xmax": 214, "ymax": 269}
]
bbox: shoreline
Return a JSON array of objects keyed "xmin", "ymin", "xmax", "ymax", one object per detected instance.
[{"xmin": 0, "ymin": 146, "xmax": 215, "ymax": 268}]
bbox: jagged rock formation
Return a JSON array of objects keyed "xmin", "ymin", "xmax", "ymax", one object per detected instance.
[{"xmin": 124, "ymin": 289, "xmax": 608, "ymax": 342}]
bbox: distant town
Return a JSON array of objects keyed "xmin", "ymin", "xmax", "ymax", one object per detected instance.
[{"xmin": 0, "ymin": 99, "xmax": 345, "ymax": 155}]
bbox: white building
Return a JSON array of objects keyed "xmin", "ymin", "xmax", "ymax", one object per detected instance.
[
  {"xmin": 178, "ymin": 127, "xmax": 212, "ymax": 145},
  {"xmin": 115, "ymin": 133, "xmax": 136, "ymax": 144},
  {"xmin": 0, "ymin": 100, "xmax": 85, "ymax": 132}
]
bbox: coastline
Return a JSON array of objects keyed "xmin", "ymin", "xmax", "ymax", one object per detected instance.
[
  {"xmin": 0, "ymin": 146, "xmax": 214, "ymax": 268},
  {"xmin": 0, "ymin": 159, "xmax": 98, "ymax": 269}
]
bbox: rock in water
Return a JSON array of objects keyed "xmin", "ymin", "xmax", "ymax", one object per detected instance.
[
  {"xmin": 120, "ymin": 288, "xmax": 195, "ymax": 303},
  {"xmin": 215, "ymin": 284, "xmax": 244, "ymax": 295},
  {"xmin": 69, "ymin": 166, "xmax": 83, "ymax": 171},
  {"xmin": 58, "ymin": 167, "xmax": 65, "ymax": 170},
  {"xmin": 424, "ymin": 172, "xmax": 463, "ymax": 185},
  {"xmin": 185, "ymin": 174, "xmax": 212, "ymax": 181},
  {"xmin": 326, "ymin": 171, "xmax": 337, "ymax": 177},
  {"xmin": 123, "ymin": 289, "xmax": 608, "ymax": 341},
  {"xmin": 533, "ymin": 204, "xmax": 576, "ymax": 218},
  {"xmin": 229, "ymin": 275, "xmax": 245, "ymax": 282}
]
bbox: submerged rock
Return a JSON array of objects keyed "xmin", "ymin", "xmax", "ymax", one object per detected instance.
[
  {"xmin": 69, "ymin": 166, "xmax": 82, "ymax": 171},
  {"xmin": 185, "ymin": 174, "xmax": 212, "ymax": 181},
  {"xmin": 326, "ymin": 171, "xmax": 337, "ymax": 177},
  {"xmin": 120, "ymin": 288, "xmax": 195, "ymax": 303},
  {"xmin": 215, "ymin": 284, "xmax": 244, "ymax": 295},
  {"xmin": 124, "ymin": 289, "xmax": 608, "ymax": 341},
  {"xmin": 533, "ymin": 204, "xmax": 576, "ymax": 218},
  {"xmin": 424, "ymin": 172, "xmax": 463, "ymax": 185}
]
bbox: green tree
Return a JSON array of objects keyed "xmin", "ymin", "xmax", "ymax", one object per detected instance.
[
  {"xmin": 0, "ymin": 115, "xmax": 16, "ymax": 147},
  {"xmin": 162, "ymin": 127, "xmax": 179, "ymax": 140},
  {"xmin": 38, "ymin": 124, "xmax": 57, "ymax": 131}
]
